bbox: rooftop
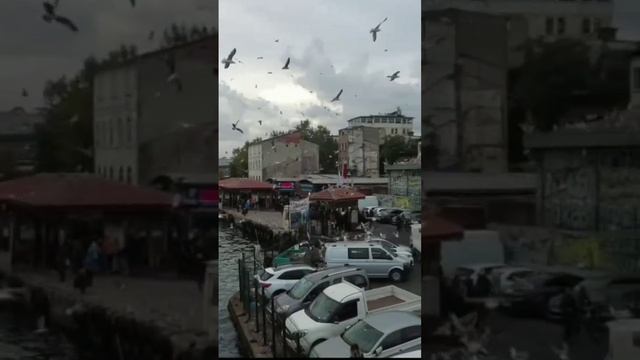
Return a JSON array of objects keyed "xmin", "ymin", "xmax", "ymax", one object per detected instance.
[
  {"xmin": 309, "ymin": 187, "xmax": 366, "ymax": 203},
  {"xmin": 219, "ymin": 178, "xmax": 274, "ymax": 191},
  {"xmin": 0, "ymin": 173, "xmax": 174, "ymax": 209},
  {"xmin": 267, "ymin": 174, "xmax": 388, "ymax": 185}
]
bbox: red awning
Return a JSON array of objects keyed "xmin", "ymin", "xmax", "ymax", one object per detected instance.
[
  {"xmin": 423, "ymin": 215, "xmax": 464, "ymax": 242},
  {"xmin": 0, "ymin": 173, "xmax": 173, "ymax": 209},
  {"xmin": 309, "ymin": 187, "xmax": 365, "ymax": 202},
  {"xmin": 219, "ymin": 178, "xmax": 274, "ymax": 191}
]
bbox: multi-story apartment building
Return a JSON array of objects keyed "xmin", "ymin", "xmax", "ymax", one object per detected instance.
[
  {"xmin": 93, "ymin": 35, "xmax": 217, "ymax": 186},
  {"xmin": 338, "ymin": 126, "xmax": 385, "ymax": 178},
  {"xmin": 346, "ymin": 108, "xmax": 415, "ymax": 139},
  {"xmin": 247, "ymin": 132, "xmax": 320, "ymax": 181},
  {"xmin": 0, "ymin": 107, "xmax": 43, "ymax": 178}
]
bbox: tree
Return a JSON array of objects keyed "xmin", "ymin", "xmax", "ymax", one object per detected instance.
[
  {"xmin": 161, "ymin": 23, "xmax": 211, "ymax": 48},
  {"xmin": 380, "ymin": 135, "xmax": 419, "ymax": 171}
]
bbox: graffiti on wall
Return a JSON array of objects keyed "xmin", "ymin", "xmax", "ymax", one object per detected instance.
[{"xmin": 543, "ymin": 166, "xmax": 595, "ymax": 230}]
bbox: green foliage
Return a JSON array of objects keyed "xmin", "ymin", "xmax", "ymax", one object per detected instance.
[
  {"xmin": 161, "ymin": 23, "xmax": 212, "ymax": 48},
  {"xmin": 380, "ymin": 135, "xmax": 419, "ymax": 167}
]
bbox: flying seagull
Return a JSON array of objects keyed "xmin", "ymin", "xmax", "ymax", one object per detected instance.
[
  {"xmin": 267, "ymin": 72, "xmax": 273, "ymax": 74},
  {"xmin": 129, "ymin": 0, "xmax": 136, "ymax": 7},
  {"xmin": 148, "ymin": 30, "xmax": 155, "ymax": 41},
  {"xmin": 43, "ymin": 1, "xmax": 79, "ymax": 33},
  {"xmin": 258, "ymin": 120, "xmax": 262, "ymax": 126},
  {"xmin": 331, "ymin": 89, "xmax": 343, "ymax": 102},
  {"xmin": 275, "ymin": 39, "xmax": 279, "ymax": 42},
  {"xmin": 231, "ymin": 120, "xmax": 243, "ymax": 134},
  {"xmin": 222, "ymin": 48, "xmax": 236, "ymax": 69},
  {"xmin": 370, "ymin": 17, "xmax": 388, "ymax": 42},
  {"xmin": 165, "ymin": 53, "xmax": 182, "ymax": 91},
  {"xmin": 282, "ymin": 57, "xmax": 290, "ymax": 70},
  {"xmin": 257, "ymin": 56, "xmax": 263, "ymax": 59},
  {"xmin": 21, "ymin": 89, "xmax": 28, "ymax": 97},
  {"xmin": 387, "ymin": 71, "xmax": 400, "ymax": 81}
]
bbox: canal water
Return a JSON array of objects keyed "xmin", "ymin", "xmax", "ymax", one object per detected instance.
[
  {"xmin": 218, "ymin": 222, "xmax": 253, "ymax": 358},
  {"xmin": 0, "ymin": 307, "xmax": 77, "ymax": 359}
]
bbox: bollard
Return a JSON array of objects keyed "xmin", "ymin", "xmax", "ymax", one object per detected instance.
[
  {"xmin": 246, "ymin": 269, "xmax": 252, "ymax": 323},
  {"xmin": 255, "ymin": 280, "xmax": 259, "ymax": 332},
  {"xmin": 237, "ymin": 259, "xmax": 242, "ymax": 302},
  {"xmin": 271, "ymin": 296, "xmax": 277, "ymax": 357},
  {"xmin": 262, "ymin": 287, "xmax": 267, "ymax": 346}
]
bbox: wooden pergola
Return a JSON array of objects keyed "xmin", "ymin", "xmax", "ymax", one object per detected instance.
[
  {"xmin": 219, "ymin": 178, "xmax": 275, "ymax": 210},
  {"xmin": 309, "ymin": 187, "xmax": 365, "ymax": 235}
]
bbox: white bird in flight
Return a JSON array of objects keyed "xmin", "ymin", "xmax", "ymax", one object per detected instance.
[
  {"xmin": 370, "ymin": 17, "xmax": 388, "ymax": 42},
  {"xmin": 331, "ymin": 89, "xmax": 343, "ymax": 102},
  {"xmin": 387, "ymin": 71, "xmax": 400, "ymax": 81},
  {"xmin": 222, "ymin": 48, "xmax": 236, "ymax": 69}
]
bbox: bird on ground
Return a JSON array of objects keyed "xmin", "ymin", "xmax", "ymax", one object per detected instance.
[
  {"xmin": 510, "ymin": 347, "xmax": 529, "ymax": 360},
  {"xmin": 222, "ymin": 48, "xmax": 236, "ymax": 69},
  {"xmin": 231, "ymin": 120, "xmax": 243, "ymax": 134},
  {"xmin": 282, "ymin": 57, "xmax": 290, "ymax": 70},
  {"xmin": 21, "ymin": 89, "xmax": 28, "ymax": 97},
  {"xmin": 387, "ymin": 71, "xmax": 400, "ymax": 81},
  {"xmin": 370, "ymin": 17, "xmax": 388, "ymax": 42},
  {"xmin": 148, "ymin": 30, "xmax": 155, "ymax": 41},
  {"xmin": 331, "ymin": 89, "xmax": 343, "ymax": 102},
  {"xmin": 42, "ymin": 0, "xmax": 79, "ymax": 32}
]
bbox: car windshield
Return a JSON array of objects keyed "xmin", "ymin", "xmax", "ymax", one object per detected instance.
[
  {"xmin": 288, "ymin": 277, "xmax": 314, "ymax": 300},
  {"xmin": 307, "ymin": 292, "xmax": 341, "ymax": 323},
  {"xmin": 260, "ymin": 270, "xmax": 274, "ymax": 281},
  {"xmin": 341, "ymin": 320, "xmax": 384, "ymax": 353},
  {"xmin": 381, "ymin": 243, "xmax": 396, "ymax": 254}
]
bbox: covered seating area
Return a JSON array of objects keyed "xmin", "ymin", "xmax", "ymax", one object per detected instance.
[{"xmin": 309, "ymin": 186, "xmax": 365, "ymax": 236}]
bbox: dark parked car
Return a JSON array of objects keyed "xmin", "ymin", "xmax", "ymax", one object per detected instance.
[
  {"xmin": 378, "ymin": 208, "xmax": 404, "ymax": 224},
  {"xmin": 501, "ymin": 272, "xmax": 584, "ymax": 317},
  {"xmin": 272, "ymin": 266, "xmax": 369, "ymax": 321},
  {"xmin": 392, "ymin": 210, "xmax": 421, "ymax": 226}
]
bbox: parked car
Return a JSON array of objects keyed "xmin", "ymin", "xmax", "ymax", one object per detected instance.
[
  {"xmin": 377, "ymin": 208, "xmax": 404, "ymax": 224},
  {"xmin": 255, "ymin": 264, "xmax": 316, "ymax": 299},
  {"xmin": 309, "ymin": 311, "xmax": 422, "ymax": 358},
  {"xmin": 451, "ymin": 263, "xmax": 506, "ymax": 297},
  {"xmin": 273, "ymin": 266, "xmax": 370, "ymax": 320},
  {"xmin": 362, "ymin": 206, "xmax": 379, "ymax": 218},
  {"xmin": 392, "ymin": 210, "xmax": 421, "ymax": 226},
  {"xmin": 490, "ymin": 266, "xmax": 537, "ymax": 295},
  {"xmin": 273, "ymin": 242, "xmax": 312, "ymax": 267},
  {"xmin": 366, "ymin": 238, "xmax": 414, "ymax": 262},
  {"xmin": 324, "ymin": 242, "xmax": 411, "ymax": 282},
  {"xmin": 391, "ymin": 349, "xmax": 422, "ymax": 358},
  {"xmin": 285, "ymin": 282, "xmax": 421, "ymax": 355},
  {"xmin": 501, "ymin": 272, "xmax": 584, "ymax": 317},
  {"xmin": 369, "ymin": 207, "xmax": 387, "ymax": 219}
]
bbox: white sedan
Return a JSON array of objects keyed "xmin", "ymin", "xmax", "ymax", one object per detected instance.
[{"xmin": 255, "ymin": 264, "xmax": 316, "ymax": 299}]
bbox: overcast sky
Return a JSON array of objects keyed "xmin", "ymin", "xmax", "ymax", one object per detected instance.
[
  {"xmin": 219, "ymin": 0, "xmax": 421, "ymax": 157},
  {"xmin": 0, "ymin": 0, "xmax": 216, "ymax": 112}
]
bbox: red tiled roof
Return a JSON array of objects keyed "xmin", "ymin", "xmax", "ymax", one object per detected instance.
[
  {"xmin": 309, "ymin": 187, "xmax": 365, "ymax": 202},
  {"xmin": 0, "ymin": 173, "xmax": 173, "ymax": 209},
  {"xmin": 219, "ymin": 178, "xmax": 274, "ymax": 191},
  {"xmin": 423, "ymin": 215, "xmax": 464, "ymax": 242}
]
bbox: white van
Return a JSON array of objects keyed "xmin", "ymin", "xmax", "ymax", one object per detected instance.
[
  {"xmin": 440, "ymin": 230, "xmax": 505, "ymax": 279},
  {"xmin": 324, "ymin": 242, "xmax": 410, "ymax": 282}
]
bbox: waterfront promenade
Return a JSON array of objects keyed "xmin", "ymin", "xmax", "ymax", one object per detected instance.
[{"xmin": 224, "ymin": 208, "xmax": 287, "ymax": 233}]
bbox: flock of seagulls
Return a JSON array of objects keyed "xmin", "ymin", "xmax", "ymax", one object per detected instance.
[{"xmin": 223, "ymin": 16, "xmax": 401, "ymax": 140}]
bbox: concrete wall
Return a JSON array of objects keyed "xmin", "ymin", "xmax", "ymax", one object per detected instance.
[
  {"xmin": 261, "ymin": 139, "xmax": 319, "ymax": 179},
  {"xmin": 344, "ymin": 127, "xmax": 382, "ymax": 178},
  {"xmin": 248, "ymin": 143, "xmax": 262, "ymax": 180},
  {"xmin": 388, "ymin": 168, "xmax": 421, "ymax": 211}
]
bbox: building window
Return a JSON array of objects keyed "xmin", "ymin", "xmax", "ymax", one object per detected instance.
[
  {"xmin": 367, "ymin": 118, "xmax": 372, "ymax": 124},
  {"xmin": 396, "ymin": 119, "xmax": 402, "ymax": 124},
  {"xmin": 546, "ymin": 17, "xmax": 554, "ymax": 35},
  {"xmin": 557, "ymin": 17, "xmax": 566, "ymax": 35},
  {"xmin": 126, "ymin": 166, "xmax": 132, "ymax": 184},
  {"xmin": 582, "ymin": 18, "xmax": 592, "ymax": 34},
  {"xmin": 118, "ymin": 167, "xmax": 123, "ymax": 182},
  {"xmin": 109, "ymin": 166, "xmax": 113, "ymax": 179},
  {"xmin": 118, "ymin": 118, "xmax": 124, "ymax": 147},
  {"xmin": 382, "ymin": 119, "xmax": 387, "ymax": 123},
  {"xmin": 633, "ymin": 67, "xmax": 640, "ymax": 92}
]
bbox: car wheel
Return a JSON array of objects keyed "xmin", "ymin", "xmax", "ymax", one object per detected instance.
[
  {"xmin": 390, "ymin": 269, "xmax": 403, "ymax": 283},
  {"xmin": 308, "ymin": 339, "xmax": 326, "ymax": 356}
]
